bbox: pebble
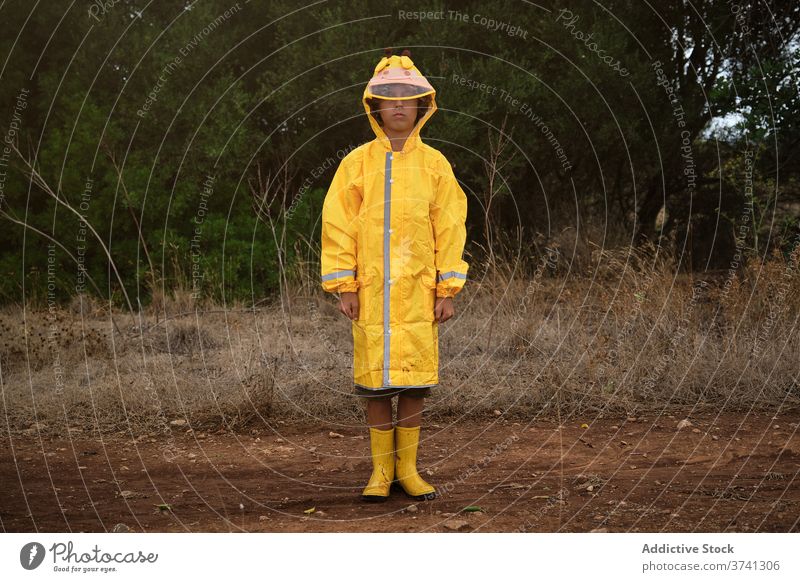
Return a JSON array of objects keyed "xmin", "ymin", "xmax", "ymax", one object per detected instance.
[
  {"xmin": 444, "ymin": 519, "xmax": 470, "ymax": 531},
  {"xmin": 676, "ymin": 419, "xmax": 693, "ymax": 430},
  {"xmin": 407, "ymin": 504, "xmax": 418, "ymax": 513}
]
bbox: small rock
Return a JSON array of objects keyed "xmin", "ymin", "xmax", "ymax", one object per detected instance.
[
  {"xmin": 493, "ymin": 409, "xmax": 502, "ymax": 416},
  {"xmin": 610, "ymin": 425, "xmax": 619, "ymax": 430},
  {"xmin": 407, "ymin": 504, "xmax": 418, "ymax": 513},
  {"xmin": 187, "ymin": 453, "xmax": 197, "ymax": 459},
  {"xmin": 676, "ymin": 419, "xmax": 693, "ymax": 430},
  {"xmin": 590, "ymin": 527, "xmax": 608, "ymax": 533},
  {"xmin": 329, "ymin": 432, "xmax": 344, "ymax": 438},
  {"xmin": 444, "ymin": 519, "xmax": 470, "ymax": 531},
  {"xmin": 120, "ymin": 490, "xmax": 136, "ymax": 499},
  {"xmin": 441, "ymin": 512, "xmax": 455, "ymax": 517},
  {"xmin": 593, "ymin": 514, "xmax": 605, "ymax": 521},
  {"xmin": 711, "ymin": 435, "xmax": 719, "ymax": 441},
  {"xmin": 626, "ymin": 417, "xmax": 637, "ymax": 422},
  {"xmin": 276, "ymin": 438, "xmax": 285, "ymax": 443},
  {"xmin": 111, "ymin": 523, "xmax": 131, "ymax": 533},
  {"xmin": 169, "ymin": 419, "xmax": 187, "ymax": 427},
  {"xmin": 259, "ymin": 515, "xmax": 269, "ymax": 521},
  {"xmin": 691, "ymin": 428, "xmax": 702, "ymax": 433}
]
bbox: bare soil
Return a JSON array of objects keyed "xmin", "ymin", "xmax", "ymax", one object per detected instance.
[{"xmin": 2, "ymin": 408, "xmax": 799, "ymax": 532}]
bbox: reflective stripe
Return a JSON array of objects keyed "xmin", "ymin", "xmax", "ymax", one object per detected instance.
[
  {"xmin": 321, "ymin": 269, "xmax": 355, "ymax": 282},
  {"xmin": 437, "ymin": 271, "xmax": 467, "ymax": 282},
  {"xmin": 383, "ymin": 151, "xmax": 392, "ymax": 386}
]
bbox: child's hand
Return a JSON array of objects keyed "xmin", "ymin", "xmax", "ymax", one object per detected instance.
[
  {"xmin": 338, "ymin": 291, "xmax": 359, "ymax": 320},
  {"xmin": 434, "ymin": 297, "xmax": 454, "ymax": 323}
]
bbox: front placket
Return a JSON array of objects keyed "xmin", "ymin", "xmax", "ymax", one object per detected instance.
[{"xmin": 382, "ymin": 150, "xmax": 393, "ymax": 386}]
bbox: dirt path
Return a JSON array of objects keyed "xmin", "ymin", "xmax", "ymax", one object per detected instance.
[{"xmin": 2, "ymin": 408, "xmax": 799, "ymax": 532}]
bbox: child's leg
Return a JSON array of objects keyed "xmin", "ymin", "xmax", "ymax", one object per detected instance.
[
  {"xmin": 397, "ymin": 393, "xmax": 424, "ymax": 427},
  {"xmin": 365, "ymin": 397, "xmax": 392, "ymax": 430}
]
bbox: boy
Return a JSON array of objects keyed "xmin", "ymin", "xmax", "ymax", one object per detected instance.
[{"xmin": 321, "ymin": 48, "xmax": 468, "ymax": 501}]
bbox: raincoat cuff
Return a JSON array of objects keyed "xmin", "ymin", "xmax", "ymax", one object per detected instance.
[
  {"xmin": 436, "ymin": 270, "xmax": 467, "ymax": 298},
  {"xmin": 321, "ymin": 269, "xmax": 359, "ymax": 294},
  {"xmin": 335, "ymin": 281, "xmax": 359, "ymax": 294},
  {"xmin": 436, "ymin": 286, "xmax": 460, "ymax": 298}
]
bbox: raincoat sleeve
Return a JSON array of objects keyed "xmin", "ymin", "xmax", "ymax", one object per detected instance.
[
  {"xmin": 321, "ymin": 151, "xmax": 363, "ymax": 294},
  {"xmin": 431, "ymin": 155, "xmax": 469, "ymax": 298}
]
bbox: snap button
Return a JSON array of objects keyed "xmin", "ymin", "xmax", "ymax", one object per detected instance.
[
  {"xmin": 389, "ymin": 178, "xmax": 394, "ymax": 183},
  {"xmin": 388, "ymin": 228, "xmax": 393, "ymax": 234}
]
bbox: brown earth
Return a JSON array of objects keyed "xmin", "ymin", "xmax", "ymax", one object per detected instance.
[{"xmin": 2, "ymin": 408, "xmax": 799, "ymax": 533}]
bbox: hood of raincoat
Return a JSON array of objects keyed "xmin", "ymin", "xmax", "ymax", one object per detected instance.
[{"xmin": 362, "ymin": 52, "xmax": 437, "ymax": 152}]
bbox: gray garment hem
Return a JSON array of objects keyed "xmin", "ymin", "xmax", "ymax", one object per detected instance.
[{"xmin": 354, "ymin": 383, "xmax": 437, "ymax": 399}]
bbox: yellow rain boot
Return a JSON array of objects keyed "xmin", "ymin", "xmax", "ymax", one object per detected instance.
[
  {"xmin": 361, "ymin": 427, "xmax": 395, "ymax": 501},
  {"xmin": 395, "ymin": 425, "xmax": 437, "ymax": 500}
]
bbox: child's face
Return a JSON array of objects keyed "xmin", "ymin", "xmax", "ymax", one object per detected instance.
[{"xmin": 376, "ymin": 97, "xmax": 420, "ymax": 133}]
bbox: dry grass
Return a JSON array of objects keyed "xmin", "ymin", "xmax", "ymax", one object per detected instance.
[{"xmin": 2, "ymin": 242, "xmax": 798, "ymax": 437}]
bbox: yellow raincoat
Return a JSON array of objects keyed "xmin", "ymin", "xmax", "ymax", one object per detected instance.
[{"xmin": 320, "ymin": 53, "xmax": 469, "ymax": 392}]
